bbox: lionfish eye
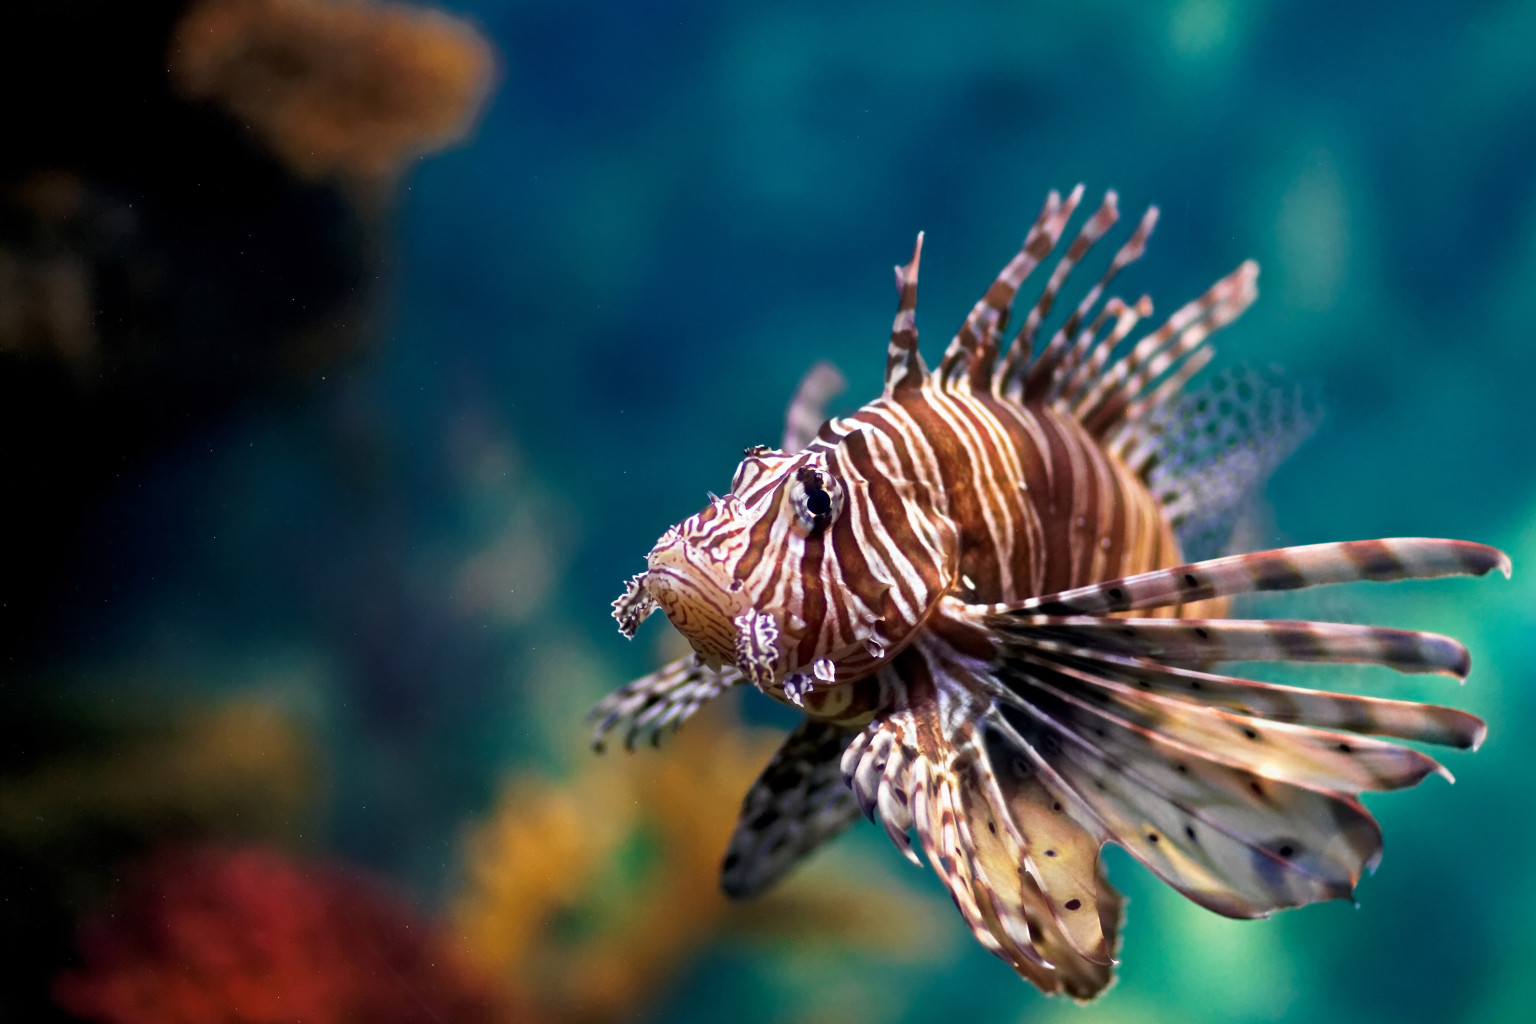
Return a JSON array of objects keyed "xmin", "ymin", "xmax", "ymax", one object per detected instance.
[{"xmin": 792, "ymin": 465, "xmax": 837, "ymax": 528}]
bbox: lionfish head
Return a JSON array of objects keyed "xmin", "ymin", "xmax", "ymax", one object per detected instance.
[{"xmin": 613, "ymin": 443, "xmax": 861, "ymax": 688}]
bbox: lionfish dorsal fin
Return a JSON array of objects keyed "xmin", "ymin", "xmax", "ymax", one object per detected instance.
[
  {"xmin": 883, "ymin": 232, "xmax": 929, "ymax": 396},
  {"xmin": 1072, "ymin": 259, "xmax": 1259, "ymax": 438},
  {"xmin": 1024, "ymin": 202, "xmax": 1158, "ymax": 403},
  {"xmin": 988, "ymin": 184, "xmax": 1086, "ymax": 390},
  {"xmin": 1005, "ymin": 189, "xmax": 1122, "ymax": 400},
  {"xmin": 930, "ymin": 189, "xmax": 1065, "ymax": 392},
  {"xmin": 1123, "ymin": 365, "xmax": 1320, "ymax": 558},
  {"xmin": 1053, "ymin": 294, "xmax": 1153, "ymax": 411}
]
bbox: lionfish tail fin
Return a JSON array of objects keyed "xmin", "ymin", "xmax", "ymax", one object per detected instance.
[
  {"xmin": 588, "ymin": 655, "xmax": 744, "ymax": 752},
  {"xmin": 721, "ymin": 717, "xmax": 862, "ymax": 900},
  {"xmin": 842, "ymin": 624, "xmax": 1124, "ymax": 999}
]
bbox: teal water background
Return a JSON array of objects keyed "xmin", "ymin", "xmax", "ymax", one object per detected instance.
[{"xmin": 51, "ymin": 2, "xmax": 1536, "ymax": 1021}]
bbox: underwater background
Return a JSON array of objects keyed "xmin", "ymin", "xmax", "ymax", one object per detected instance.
[{"xmin": 3, "ymin": 1, "xmax": 1534, "ymax": 1021}]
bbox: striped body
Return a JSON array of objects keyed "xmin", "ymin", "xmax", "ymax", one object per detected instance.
[
  {"xmin": 746, "ymin": 393, "xmax": 1187, "ymax": 724},
  {"xmin": 594, "ymin": 186, "xmax": 1506, "ymax": 999}
]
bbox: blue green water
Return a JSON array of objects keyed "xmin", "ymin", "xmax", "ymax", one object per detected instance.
[{"xmin": 56, "ymin": 1, "xmax": 1536, "ymax": 1021}]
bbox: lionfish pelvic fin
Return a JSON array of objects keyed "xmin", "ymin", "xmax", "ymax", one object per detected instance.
[{"xmin": 721, "ymin": 717, "xmax": 862, "ymax": 900}]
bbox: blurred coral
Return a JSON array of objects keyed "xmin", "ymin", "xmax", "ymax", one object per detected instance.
[
  {"xmin": 170, "ymin": 0, "xmax": 496, "ymax": 184},
  {"xmin": 0, "ymin": 173, "xmax": 99, "ymax": 370},
  {"xmin": 54, "ymin": 844, "xmax": 521, "ymax": 1024},
  {"xmin": 454, "ymin": 698, "xmax": 946, "ymax": 1023},
  {"xmin": 0, "ymin": 699, "xmax": 318, "ymax": 854}
]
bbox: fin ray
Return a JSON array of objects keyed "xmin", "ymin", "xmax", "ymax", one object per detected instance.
[
  {"xmin": 588, "ymin": 655, "xmax": 743, "ymax": 751},
  {"xmin": 1010, "ymin": 539, "xmax": 1510, "ymax": 618},
  {"xmin": 1000, "ymin": 615, "xmax": 1472, "ymax": 677}
]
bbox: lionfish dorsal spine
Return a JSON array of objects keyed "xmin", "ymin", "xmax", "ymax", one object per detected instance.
[
  {"xmin": 1011, "ymin": 190, "xmax": 1122, "ymax": 401},
  {"xmin": 1026, "ymin": 203, "xmax": 1159, "ymax": 404},
  {"xmin": 882, "ymin": 232, "xmax": 929, "ymax": 396},
  {"xmin": 1074, "ymin": 259, "xmax": 1258, "ymax": 439},
  {"xmin": 931, "ymin": 188, "xmax": 1065, "ymax": 392},
  {"xmin": 992, "ymin": 184, "xmax": 1086, "ymax": 390}
]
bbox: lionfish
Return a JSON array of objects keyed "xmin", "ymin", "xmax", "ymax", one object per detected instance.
[{"xmin": 589, "ymin": 186, "xmax": 1507, "ymax": 998}]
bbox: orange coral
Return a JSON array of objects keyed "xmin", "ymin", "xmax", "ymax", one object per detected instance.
[
  {"xmin": 169, "ymin": 0, "xmax": 495, "ymax": 183},
  {"xmin": 453, "ymin": 699, "xmax": 947, "ymax": 1024},
  {"xmin": 54, "ymin": 845, "xmax": 522, "ymax": 1024}
]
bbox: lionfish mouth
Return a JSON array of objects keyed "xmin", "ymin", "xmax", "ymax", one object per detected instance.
[{"xmin": 610, "ymin": 532, "xmax": 748, "ymax": 668}]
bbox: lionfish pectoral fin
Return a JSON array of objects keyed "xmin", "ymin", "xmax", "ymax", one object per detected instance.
[
  {"xmin": 957, "ymin": 538, "xmax": 1505, "ymax": 918},
  {"xmin": 782, "ymin": 360, "xmax": 847, "ymax": 452},
  {"xmin": 588, "ymin": 654, "xmax": 744, "ymax": 752},
  {"xmin": 720, "ymin": 716, "xmax": 862, "ymax": 900},
  {"xmin": 842, "ymin": 643, "xmax": 1122, "ymax": 998}
]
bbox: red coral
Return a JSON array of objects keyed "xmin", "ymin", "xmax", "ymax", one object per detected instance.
[{"xmin": 54, "ymin": 845, "xmax": 519, "ymax": 1024}]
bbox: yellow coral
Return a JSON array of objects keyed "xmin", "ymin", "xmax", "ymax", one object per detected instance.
[{"xmin": 453, "ymin": 698, "xmax": 949, "ymax": 1023}]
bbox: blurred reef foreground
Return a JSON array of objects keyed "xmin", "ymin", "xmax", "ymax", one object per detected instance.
[
  {"xmin": 0, "ymin": 0, "xmax": 494, "ymax": 665},
  {"xmin": 0, "ymin": 0, "xmax": 496, "ymax": 1018},
  {"xmin": 0, "ymin": 3, "xmax": 949, "ymax": 1022}
]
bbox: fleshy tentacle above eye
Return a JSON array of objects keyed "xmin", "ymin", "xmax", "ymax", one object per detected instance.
[{"xmin": 588, "ymin": 654, "xmax": 744, "ymax": 751}]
